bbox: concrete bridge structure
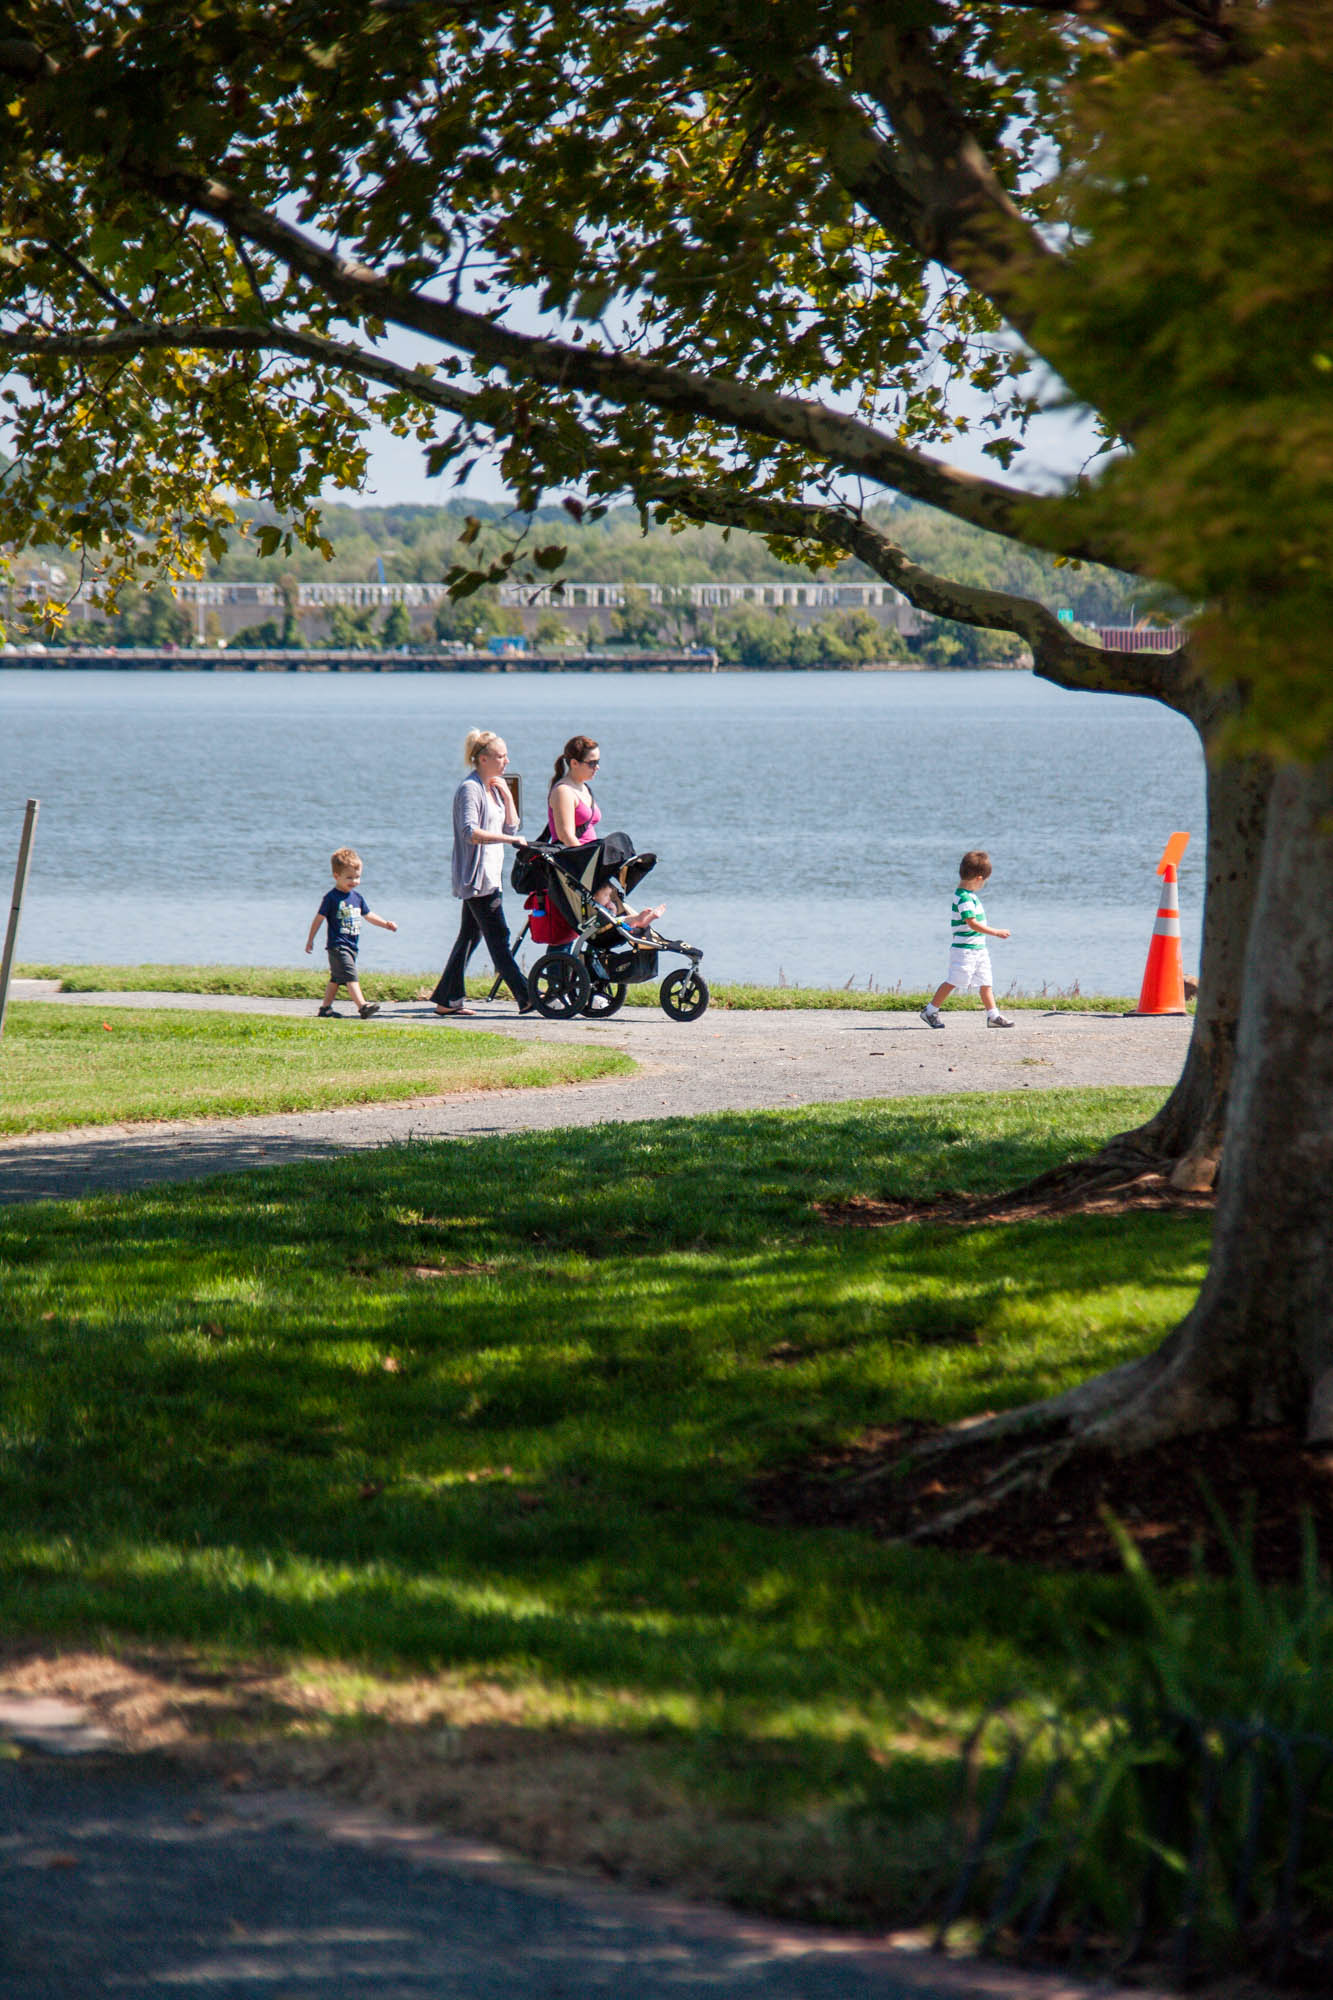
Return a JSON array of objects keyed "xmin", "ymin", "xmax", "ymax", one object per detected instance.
[{"xmin": 36, "ymin": 575, "xmax": 924, "ymax": 644}]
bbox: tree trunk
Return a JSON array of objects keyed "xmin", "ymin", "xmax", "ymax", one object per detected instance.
[
  {"xmin": 1086, "ymin": 752, "xmax": 1333, "ymax": 1449},
  {"xmin": 1127, "ymin": 750, "xmax": 1271, "ymax": 1189}
]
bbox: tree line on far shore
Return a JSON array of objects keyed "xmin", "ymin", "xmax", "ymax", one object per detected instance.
[{"xmin": 70, "ymin": 496, "xmax": 1131, "ymax": 665}]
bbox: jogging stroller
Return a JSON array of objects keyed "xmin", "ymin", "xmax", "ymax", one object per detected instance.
[{"xmin": 511, "ymin": 832, "xmax": 708, "ymax": 1021}]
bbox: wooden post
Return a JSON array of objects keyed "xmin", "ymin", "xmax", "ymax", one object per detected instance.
[{"xmin": 0, "ymin": 797, "xmax": 40, "ymax": 1040}]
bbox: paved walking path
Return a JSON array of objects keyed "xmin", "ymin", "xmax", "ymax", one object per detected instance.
[
  {"xmin": 1, "ymin": 982, "xmax": 1190, "ymax": 1205},
  {"xmin": 0, "ymin": 1715, "xmax": 1150, "ymax": 2000}
]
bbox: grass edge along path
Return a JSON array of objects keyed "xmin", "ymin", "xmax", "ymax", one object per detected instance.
[
  {"xmin": 14, "ymin": 961, "xmax": 1152, "ymax": 1013},
  {"xmin": 0, "ymin": 1003, "xmax": 634, "ymax": 1136},
  {"xmin": 0, "ymin": 1085, "xmax": 1222, "ymax": 1945}
]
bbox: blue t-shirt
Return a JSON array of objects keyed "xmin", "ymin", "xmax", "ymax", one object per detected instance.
[{"xmin": 320, "ymin": 887, "xmax": 368, "ymax": 955}]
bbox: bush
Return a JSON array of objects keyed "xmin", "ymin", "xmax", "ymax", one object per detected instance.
[
  {"xmin": 907, "ymin": 618, "xmax": 1030, "ymax": 668},
  {"xmin": 381, "ymin": 601, "xmax": 413, "ymax": 647},
  {"xmin": 712, "ymin": 604, "xmax": 906, "ymax": 666},
  {"xmin": 432, "ymin": 592, "xmax": 515, "ymax": 644},
  {"xmin": 926, "ymin": 1520, "xmax": 1333, "ymax": 1983},
  {"xmin": 100, "ymin": 589, "xmax": 194, "ymax": 648},
  {"xmin": 325, "ymin": 603, "xmax": 380, "ymax": 649},
  {"xmin": 231, "ymin": 618, "xmax": 286, "ymax": 648}
]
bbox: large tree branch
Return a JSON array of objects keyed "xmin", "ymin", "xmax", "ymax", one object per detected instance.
[
  {"xmin": 973, "ymin": 0, "xmax": 1216, "ymax": 15},
  {"xmin": 700, "ymin": 4, "xmax": 1057, "ymax": 338},
  {"xmin": 0, "ymin": 38, "xmax": 58, "ymax": 81},
  {"xmin": 0, "ymin": 318, "xmax": 482, "ymax": 419},
  {"xmin": 787, "ymin": 44, "xmax": 1056, "ymax": 336},
  {"xmin": 0, "ymin": 25, "xmax": 1116, "ymax": 562},
  {"xmin": 129, "ymin": 169, "xmax": 1118, "ymax": 561},
  {"xmin": 646, "ymin": 477, "xmax": 1213, "ymax": 723},
  {"xmin": 973, "ymin": 0, "xmax": 1234, "ymax": 48}
]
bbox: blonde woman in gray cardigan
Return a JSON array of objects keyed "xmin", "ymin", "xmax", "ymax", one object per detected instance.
[{"xmin": 431, "ymin": 730, "xmax": 533, "ymax": 1015}]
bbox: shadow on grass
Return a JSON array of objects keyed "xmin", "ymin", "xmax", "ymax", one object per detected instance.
[
  {"xmin": 0, "ymin": 1094, "xmax": 1204, "ymax": 1743},
  {"xmin": 0, "ymin": 1129, "xmax": 357, "ymax": 1205}
]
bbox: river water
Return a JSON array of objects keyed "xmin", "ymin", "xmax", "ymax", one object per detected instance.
[{"xmin": 0, "ymin": 668, "xmax": 1204, "ymax": 995}]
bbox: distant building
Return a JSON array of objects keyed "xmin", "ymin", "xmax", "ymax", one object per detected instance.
[
  {"xmin": 38, "ymin": 573, "xmax": 1174, "ymax": 652},
  {"xmin": 55, "ymin": 575, "xmax": 924, "ymax": 642},
  {"xmin": 497, "ymin": 578, "xmax": 922, "ymax": 634},
  {"xmin": 1093, "ymin": 625, "xmax": 1186, "ymax": 651}
]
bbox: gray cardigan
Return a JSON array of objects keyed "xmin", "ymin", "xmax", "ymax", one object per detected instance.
[{"xmin": 451, "ymin": 771, "xmax": 520, "ymax": 898}]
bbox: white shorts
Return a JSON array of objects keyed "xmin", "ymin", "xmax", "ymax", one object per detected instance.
[{"xmin": 946, "ymin": 947, "xmax": 992, "ymax": 992}]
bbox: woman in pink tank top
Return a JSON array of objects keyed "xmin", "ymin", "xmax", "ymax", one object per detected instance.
[
  {"xmin": 520, "ymin": 740, "xmax": 600, "ymax": 948},
  {"xmin": 527, "ymin": 734, "xmax": 603, "ymax": 948},
  {"xmin": 546, "ymin": 735, "xmax": 602, "ymax": 846}
]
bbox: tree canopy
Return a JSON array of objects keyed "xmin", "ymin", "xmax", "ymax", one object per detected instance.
[
  {"xmin": 1, "ymin": 2, "xmax": 1321, "ymax": 731},
  {"xmin": 0, "ymin": 1, "xmax": 1195, "ymax": 681}
]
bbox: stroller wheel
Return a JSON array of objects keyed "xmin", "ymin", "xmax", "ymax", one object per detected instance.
[
  {"xmin": 659, "ymin": 967, "xmax": 709, "ymax": 1022},
  {"xmin": 529, "ymin": 951, "xmax": 592, "ymax": 1019},
  {"xmin": 581, "ymin": 981, "xmax": 627, "ymax": 1020}
]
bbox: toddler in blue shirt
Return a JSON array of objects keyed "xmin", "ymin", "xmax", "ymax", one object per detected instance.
[{"xmin": 305, "ymin": 846, "xmax": 397, "ymax": 1018}]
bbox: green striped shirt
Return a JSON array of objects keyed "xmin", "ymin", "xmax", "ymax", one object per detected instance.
[{"xmin": 951, "ymin": 886, "xmax": 985, "ymax": 949}]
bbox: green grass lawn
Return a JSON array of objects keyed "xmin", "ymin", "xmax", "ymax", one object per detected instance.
[
  {"xmin": 0, "ymin": 1003, "xmax": 633, "ymax": 1134},
  {"xmin": 15, "ymin": 961, "xmax": 1143, "ymax": 1011},
  {"xmin": 0, "ymin": 1086, "xmax": 1212, "ymax": 1921}
]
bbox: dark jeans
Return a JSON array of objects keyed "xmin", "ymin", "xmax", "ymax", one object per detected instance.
[{"xmin": 432, "ymin": 890, "xmax": 529, "ymax": 1008}]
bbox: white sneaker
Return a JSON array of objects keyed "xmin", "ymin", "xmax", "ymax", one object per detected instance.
[
  {"xmin": 987, "ymin": 1012, "xmax": 1014, "ymax": 1028},
  {"xmin": 920, "ymin": 1007, "xmax": 945, "ymax": 1029}
]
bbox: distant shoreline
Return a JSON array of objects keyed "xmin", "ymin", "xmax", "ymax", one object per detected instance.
[{"xmin": 0, "ymin": 646, "xmax": 1027, "ymax": 674}]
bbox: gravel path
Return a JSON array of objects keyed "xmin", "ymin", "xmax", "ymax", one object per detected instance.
[{"xmin": 0, "ymin": 981, "xmax": 1189, "ymax": 1205}]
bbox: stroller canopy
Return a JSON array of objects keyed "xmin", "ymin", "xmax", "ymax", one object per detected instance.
[{"xmin": 515, "ymin": 833, "xmax": 656, "ymax": 930}]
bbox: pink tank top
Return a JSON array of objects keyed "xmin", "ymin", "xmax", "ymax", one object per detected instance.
[{"xmin": 547, "ymin": 790, "xmax": 601, "ymax": 843}]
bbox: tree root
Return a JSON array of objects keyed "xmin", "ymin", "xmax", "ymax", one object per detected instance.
[
  {"xmin": 900, "ymin": 1434, "xmax": 1080, "ymax": 1543},
  {"xmin": 964, "ymin": 1144, "xmax": 1165, "ymax": 1217},
  {"xmin": 827, "ymin": 1123, "xmax": 1234, "ymax": 1542},
  {"xmin": 909, "ymin": 1139, "xmax": 1216, "ymax": 1229},
  {"xmin": 851, "ymin": 1345, "xmax": 1246, "ymax": 1545},
  {"xmin": 1167, "ymin": 1143, "xmax": 1221, "ymax": 1193},
  {"xmin": 845, "ymin": 1353, "xmax": 1168, "ymax": 1494}
]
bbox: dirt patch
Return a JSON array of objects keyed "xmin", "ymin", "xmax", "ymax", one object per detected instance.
[
  {"xmin": 756, "ymin": 1422, "xmax": 1333, "ymax": 1581},
  {"xmin": 0, "ymin": 1642, "xmax": 937, "ymax": 1929},
  {"xmin": 818, "ymin": 1166, "xmax": 1215, "ymax": 1230},
  {"xmin": 408, "ymin": 1260, "xmax": 498, "ymax": 1280},
  {"xmin": 0, "ymin": 1644, "xmax": 274, "ymax": 1751}
]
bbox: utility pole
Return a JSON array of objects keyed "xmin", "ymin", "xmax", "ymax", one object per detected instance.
[{"xmin": 0, "ymin": 798, "xmax": 40, "ymax": 1040}]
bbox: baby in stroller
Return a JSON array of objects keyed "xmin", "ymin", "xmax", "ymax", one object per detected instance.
[
  {"xmin": 592, "ymin": 881, "xmax": 665, "ymax": 935},
  {"xmin": 513, "ymin": 831, "xmax": 708, "ymax": 1021}
]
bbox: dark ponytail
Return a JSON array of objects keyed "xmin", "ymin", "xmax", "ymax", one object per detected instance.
[{"xmin": 550, "ymin": 734, "xmax": 598, "ymax": 790}]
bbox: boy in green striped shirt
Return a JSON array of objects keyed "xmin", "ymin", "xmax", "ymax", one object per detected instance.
[{"xmin": 920, "ymin": 850, "xmax": 1013, "ymax": 1028}]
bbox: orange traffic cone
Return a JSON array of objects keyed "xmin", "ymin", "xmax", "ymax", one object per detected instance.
[{"xmin": 1130, "ymin": 833, "xmax": 1190, "ymax": 1016}]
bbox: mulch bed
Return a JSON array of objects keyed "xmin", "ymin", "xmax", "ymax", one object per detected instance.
[
  {"xmin": 763, "ymin": 1175, "xmax": 1330, "ymax": 1582},
  {"xmin": 754, "ymin": 1421, "xmax": 1333, "ymax": 1580}
]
